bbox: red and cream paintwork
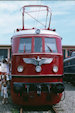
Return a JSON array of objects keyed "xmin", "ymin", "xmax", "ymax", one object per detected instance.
[{"xmin": 11, "ymin": 29, "xmax": 64, "ymax": 106}]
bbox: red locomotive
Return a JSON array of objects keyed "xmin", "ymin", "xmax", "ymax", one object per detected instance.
[{"xmin": 11, "ymin": 5, "xmax": 64, "ymax": 106}]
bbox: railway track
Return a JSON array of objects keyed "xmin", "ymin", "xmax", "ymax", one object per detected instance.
[
  {"xmin": 19, "ymin": 106, "xmax": 58, "ymax": 113},
  {"xmin": 50, "ymin": 106, "xmax": 58, "ymax": 113}
]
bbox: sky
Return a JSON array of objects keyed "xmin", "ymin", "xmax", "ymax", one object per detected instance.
[{"xmin": 0, "ymin": 1, "xmax": 75, "ymax": 46}]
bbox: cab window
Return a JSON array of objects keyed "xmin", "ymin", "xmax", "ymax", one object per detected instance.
[
  {"xmin": 45, "ymin": 38, "xmax": 57, "ymax": 53},
  {"xmin": 34, "ymin": 38, "xmax": 42, "ymax": 52},
  {"xmin": 19, "ymin": 38, "xmax": 32, "ymax": 53}
]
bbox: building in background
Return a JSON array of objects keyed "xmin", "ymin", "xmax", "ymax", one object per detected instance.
[
  {"xmin": 62, "ymin": 45, "xmax": 75, "ymax": 59},
  {"xmin": 0, "ymin": 45, "xmax": 11, "ymax": 61},
  {"xmin": 0, "ymin": 45, "xmax": 75, "ymax": 60}
]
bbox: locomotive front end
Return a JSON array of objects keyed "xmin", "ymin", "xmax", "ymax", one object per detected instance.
[
  {"xmin": 11, "ymin": 29, "xmax": 64, "ymax": 106},
  {"xmin": 11, "ymin": 5, "xmax": 64, "ymax": 106}
]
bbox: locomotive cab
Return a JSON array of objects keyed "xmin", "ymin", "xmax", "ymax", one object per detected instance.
[{"xmin": 11, "ymin": 5, "xmax": 64, "ymax": 106}]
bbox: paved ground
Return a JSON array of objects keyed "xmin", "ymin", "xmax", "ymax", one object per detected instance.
[
  {"xmin": 56, "ymin": 82, "xmax": 75, "ymax": 113},
  {"xmin": 0, "ymin": 82, "xmax": 75, "ymax": 113}
]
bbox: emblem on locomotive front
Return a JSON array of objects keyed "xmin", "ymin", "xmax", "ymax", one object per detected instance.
[{"xmin": 23, "ymin": 56, "xmax": 53, "ymax": 72}]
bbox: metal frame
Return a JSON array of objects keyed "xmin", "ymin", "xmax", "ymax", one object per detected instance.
[{"xmin": 21, "ymin": 5, "xmax": 52, "ymax": 30}]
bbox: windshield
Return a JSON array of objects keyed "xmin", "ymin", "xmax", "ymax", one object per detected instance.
[
  {"xmin": 45, "ymin": 38, "xmax": 57, "ymax": 53},
  {"xmin": 19, "ymin": 38, "xmax": 32, "ymax": 53},
  {"xmin": 34, "ymin": 38, "xmax": 42, "ymax": 52},
  {"xmin": 18, "ymin": 37, "xmax": 57, "ymax": 53}
]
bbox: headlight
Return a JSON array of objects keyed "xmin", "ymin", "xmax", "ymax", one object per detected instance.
[
  {"xmin": 17, "ymin": 66, "xmax": 23, "ymax": 72},
  {"xmin": 35, "ymin": 66, "xmax": 41, "ymax": 72},
  {"xmin": 53, "ymin": 66, "xmax": 58, "ymax": 73},
  {"xmin": 35, "ymin": 29, "xmax": 40, "ymax": 34}
]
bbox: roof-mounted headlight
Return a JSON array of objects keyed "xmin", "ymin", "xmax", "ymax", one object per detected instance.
[
  {"xmin": 17, "ymin": 65, "xmax": 23, "ymax": 72},
  {"xmin": 35, "ymin": 29, "xmax": 40, "ymax": 34}
]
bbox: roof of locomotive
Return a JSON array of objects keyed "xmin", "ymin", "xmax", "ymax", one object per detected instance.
[{"xmin": 12, "ymin": 29, "xmax": 60, "ymax": 38}]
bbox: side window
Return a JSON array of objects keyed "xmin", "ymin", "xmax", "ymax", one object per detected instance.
[
  {"xmin": 34, "ymin": 38, "xmax": 42, "ymax": 52},
  {"xmin": 45, "ymin": 38, "xmax": 57, "ymax": 53},
  {"xmin": 19, "ymin": 38, "xmax": 32, "ymax": 53}
]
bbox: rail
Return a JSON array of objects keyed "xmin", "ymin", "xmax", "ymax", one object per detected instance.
[
  {"xmin": 19, "ymin": 106, "xmax": 58, "ymax": 113},
  {"xmin": 50, "ymin": 106, "xmax": 58, "ymax": 113}
]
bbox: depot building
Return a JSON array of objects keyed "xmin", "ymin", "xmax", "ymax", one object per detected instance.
[
  {"xmin": 0, "ymin": 45, "xmax": 75, "ymax": 61},
  {"xmin": 0, "ymin": 45, "xmax": 11, "ymax": 61}
]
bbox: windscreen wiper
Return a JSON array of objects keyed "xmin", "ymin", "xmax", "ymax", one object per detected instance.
[{"xmin": 47, "ymin": 45, "xmax": 52, "ymax": 52}]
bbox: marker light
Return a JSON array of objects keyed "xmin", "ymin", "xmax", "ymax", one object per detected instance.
[
  {"xmin": 17, "ymin": 66, "xmax": 23, "ymax": 72},
  {"xmin": 35, "ymin": 66, "xmax": 41, "ymax": 72},
  {"xmin": 35, "ymin": 29, "xmax": 40, "ymax": 34},
  {"xmin": 53, "ymin": 66, "xmax": 58, "ymax": 73}
]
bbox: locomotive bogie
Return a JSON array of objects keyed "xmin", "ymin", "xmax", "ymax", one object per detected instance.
[{"xmin": 11, "ymin": 81, "xmax": 64, "ymax": 105}]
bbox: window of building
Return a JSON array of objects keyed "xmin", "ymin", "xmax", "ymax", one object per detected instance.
[{"xmin": 0, "ymin": 49, "xmax": 8, "ymax": 61}]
